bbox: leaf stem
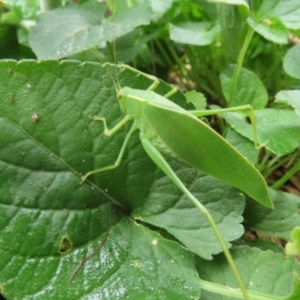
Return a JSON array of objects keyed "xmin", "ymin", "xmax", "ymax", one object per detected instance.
[
  {"xmin": 229, "ymin": 27, "xmax": 254, "ymax": 107},
  {"xmin": 271, "ymin": 159, "xmax": 300, "ymax": 190},
  {"xmin": 69, "ymin": 233, "xmax": 109, "ymax": 283},
  {"xmin": 199, "ymin": 279, "xmax": 283, "ymax": 300}
]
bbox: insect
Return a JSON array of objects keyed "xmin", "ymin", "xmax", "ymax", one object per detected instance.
[
  {"xmin": 79, "ymin": 65, "xmax": 273, "ymax": 299},
  {"xmin": 63, "ymin": 3, "xmax": 273, "ymax": 297},
  {"xmin": 81, "ymin": 67, "xmax": 272, "ymax": 208}
]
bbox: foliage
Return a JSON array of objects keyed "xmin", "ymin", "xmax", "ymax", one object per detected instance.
[{"xmin": 0, "ymin": 0, "xmax": 300, "ymax": 299}]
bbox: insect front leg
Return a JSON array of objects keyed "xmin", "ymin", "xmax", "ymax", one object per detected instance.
[
  {"xmin": 90, "ymin": 115, "xmax": 132, "ymax": 136},
  {"xmin": 80, "ymin": 121, "xmax": 137, "ymax": 184}
]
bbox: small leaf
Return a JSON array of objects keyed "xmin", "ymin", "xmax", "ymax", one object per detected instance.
[
  {"xmin": 286, "ymin": 227, "xmax": 300, "ymax": 257},
  {"xmin": 275, "ymin": 90, "xmax": 300, "ymax": 116},
  {"xmin": 148, "ymin": 0, "xmax": 176, "ymax": 21},
  {"xmin": 185, "ymin": 90, "xmax": 207, "ymax": 110},
  {"xmin": 224, "ymin": 108, "xmax": 300, "ymax": 157},
  {"xmin": 247, "ymin": 16, "xmax": 289, "ymax": 44},
  {"xmin": 284, "ymin": 44, "xmax": 300, "ymax": 80},
  {"xmin": 220, "ymin": 64, "xmax": 268, "ymax": 108},
  {"xmin": 253, "ymin": 0, "xmax": 300, "ymax": 30},
  {"xmin": 169, "ymin": 21, "xmax": 221, "ymax": 46},
  {"xmin": 244, "ymin": 189, "xmax": 300, "ymax": 241},
  {"xmin": 198, "ymin": 246, "xmax": 300, "ymax": 298},
  {"xmin": 224, "ymin": 128, "xmax": 258, "ymax": 165}
]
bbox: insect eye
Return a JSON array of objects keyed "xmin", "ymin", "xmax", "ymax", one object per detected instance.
[{"xmin": 117, "ymin": 93, "xmax": 122, "ymax": 99}]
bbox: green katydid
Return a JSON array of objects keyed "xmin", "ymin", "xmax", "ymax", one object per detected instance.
[
  {"xmin": 81, "ymin": 66, "xmax": 272, "ymax": 208},
  {"xmin": 63, "ymin": 1, "xmax": 273, "ymax": 296},
  {"xmin": 78, "ymin": 64, "xmax": 273, "ymax": 299}
]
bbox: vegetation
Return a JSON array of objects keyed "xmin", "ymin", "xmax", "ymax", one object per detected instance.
[{"xmin": 0, "ymin": 0, "xmax": 300, "ymax": 299}]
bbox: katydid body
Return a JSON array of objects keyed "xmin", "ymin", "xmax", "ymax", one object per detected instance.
[
  {"xmin": 82, "ymin": 82, "xmax": 272, "ymax": 208},
  {"xmin": 81, "ymin": 68, "xmax": 273, "ymax": 300}
]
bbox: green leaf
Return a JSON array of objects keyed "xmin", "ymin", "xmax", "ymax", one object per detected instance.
[
  {"xmin": 243, "ymin": 238, "xmax": 284, "ymax": 253},
  {"xmin": 224, "ymin": 108, "xmax": 300, "ymax": 157},
  {"xmin": 217, "ymin": 3, "xmax": 249, "ymax": 60},
  {"xmin": 252, "ymin": 0, "xmax": 300, "ymax": 30},
  {"xmin": 283, "ymin": 44, "xmax": 300, "ymax": 80},
  {"xmin": 244, "ymin": 189, "xmax": 300, "ymax": 241},
  {"xmin": 247, "ymin": 16, "xmax": 289, "ymax": 44},
  {"xmin": 198, "ymin": 245, "xmax": 300, "ymax": 299},
  {"xmin": 224, "ymin": 128, "xmax": 258, "ymax": 165},
  {"xmin": 246, "ymin": 0, "xmax": 300, "ymax": 44},
  {"xmin": 286, "ymin": 227, "xmax": 300, "ymax": 257},
  {"xmin": 207, "ymin": 0, "xmax": 249, "ymax": 8},
  {"xmin": 148, "ymin": 0, "xmax": 176, "ymax": 21},
  {"xmin": 0, "ymin": 25, "xmax": 19, "ymax": 59},
  {"xmin": 195, "ymin": 0, "xmax": 218, "ymax": 20},
  {"xmin": 132, "ymin": 162, "xmax": 246, "ymax": 259},
  {"xmin": 29, "ymin": 2, "xmax": 152, "ymax": 59},
  {"xmin": 169, "ymin": 21, "xmax": 221, "ymax": 46},
  {"xmin": 275, "ymin": 90, "xmax": 300, "ymax": 116},
  {"xmin": 185, "ymin": 90, "xmax": 207, "ymax": 110},
  {"xmin": 3, "ymin": 0, "xmax": 40, "ymax": 20},
  {"xmin": 220, "ymin": 64, "xmax": 268, "ymax": 108},
  {"xmin": 0, "ymin": 60, "xmax": 247, "ymax": 298},
  {"xmin": 1, "ymin": 218, "xmax": 200, "ymax": 299}
]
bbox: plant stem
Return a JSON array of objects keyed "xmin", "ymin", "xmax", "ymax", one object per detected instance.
[
  {"xmin": 205, "ymin": 213, "xmax": 250, "ymax": 300},
  {"xmin": 154, "ymin": 39, "xmax": 173, "ymax": 67},
  {"xmin": 167, "ymin": 41, "xmax": 188, "ymax": 78},
  {"xmin": 272, "ymin": 160, "xmax": 300, "ymax": 190},
  {"xmin": 229, "ymin": 27, "xmax": 254, "ymax": 107},
  {"xmin": 199, "ymin": 279, "xmax": 283, "ymax": 300}
]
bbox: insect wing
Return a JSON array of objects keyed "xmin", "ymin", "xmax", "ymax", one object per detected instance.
[{"xmin": 143, "ymin": 104, "xmax": 272, "ymax": 208}]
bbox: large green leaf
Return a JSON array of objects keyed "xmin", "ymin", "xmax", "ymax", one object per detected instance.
[
  {"xmin": 29, "ymin": 1, "xmax": 152, "ymax": 60},
  {"xmin": 0, "ymin": 60, "xmax": 248, "ymax": 298},
  {"xmin": 0, "ymin": 217, "xmax": 201, "ymax": 299},
  {"xmin": 133, "ymin": 161, "xmax": 245, "ymax": 259}
]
